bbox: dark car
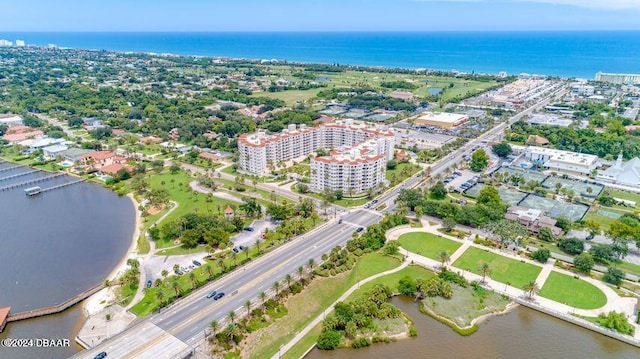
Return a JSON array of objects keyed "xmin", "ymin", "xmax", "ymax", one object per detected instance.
[
  {"xmin": 356, "ymin": 227, "xmax": 364, "ymax": 233},
  {"xmin": 146, "ymin": 279, "xmax": 152, "ymax": 288},
  {"xmin": 175, "ymin": 269, "xmax": 184, "ymax": 275},
  {"xmin": 93, "ymin": 352, "xmax": 107, "ymax": 359},
  {"xmin": 232, "ymin": 247, "xmax": 240, "ymax": 253},
  {"xmin": 586, "ymin": 234, "xmax": 595, "ymax": 240},
  {"xmin": 238, "ymin": 245, "xmax": 247, "ymax": 251},
  {"xmin": 213, "ymin": 292, "xmax": 225, "ymax": 300},
  {"xmin": 338, "ymin": 219, "xmax": 343, "ymax": 224},
  {"xmin": 372, "ymin": 199, "xmax": 378, "ymax": 204},
  {"xmin": 206, "ymin": 290, "xmax": 217, "ymax": 299},
  {"xmin": 193, "ymin": 260, "xmax": 202, "ymax": 266},
  {"xmin": 244, "ymin": 227, "xmax": 254, "ymax": 232}
]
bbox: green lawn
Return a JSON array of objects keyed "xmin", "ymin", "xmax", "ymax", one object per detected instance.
[
  {"xmin": 539, "ymin": 272, "xmax": 607, "ymax": 310},
  {"xmin": 250, "ymin": 88, "xmax": 323, "ymax": 106},
  {"xmin": 583, "ymin": 207, "xmax": 627, "ymax": 231},
  {"xmin": 137, "ymin": 235, "xmax": 150, "ymax": 255},
  {"xmin": 397, "ymin": 232, "xmax": 462, "ymax": 260},
  {"xmin": 247, "ymin": 252, "xmax": 402, "ymax": 358},
  {"xmin": 155, "ymin": 245, "xmax": 207, "ymax": 256},
  {"xmin": 386, "ymin": 162, "xmax": 421, "ymax": 184},
  {"xmin": 608, "ymin": 189, "xmax": 640, "ymax": 207},
  {"xmin": 453, "ymin": 247, "xmax": 542, "ymax": 288}
]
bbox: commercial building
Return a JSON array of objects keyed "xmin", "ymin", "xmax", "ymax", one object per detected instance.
[
  {"xmin": 238, "ymin": 119, "xmax": 395, "ymax": 194},
  {"xmin": 570, "ymin": 84, "xmax": 595, "ymax": 96},
  {"xmin": 525, "ymin": 146, "xmax": 599, "ymax": 176},
  {"xmin": 597, "ymin": 154, "xmax": 640, "ymax": 188},
  {"xmin": 526, "ymin": 114, "xmax": 573, "ymax": 127},
  {"xmin": 414, "ymin": 112, "xmax": 468, "ymax": 129},
  {"xmin": 595, "ymin": 73, "xmax": 640, "ymax": 85}
]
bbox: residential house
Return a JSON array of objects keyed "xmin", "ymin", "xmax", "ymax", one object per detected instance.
[
  {"xmin": 62, "ymin": 148, "xmax": 93, "ymax": 163},
  {"xmin": 0, "ymin": 114, "xmax": 24, "ymax": 127},
  {"xmin": 42, "ymin": 144, "xmax": 69, "ymax": 160},
  {"xmin": 2, "ymin": 126, "xmax": 43, "ymax": 144},
  {"xmin": 505, "ymin": 206, "xmax": 564, "ymax": 237}
]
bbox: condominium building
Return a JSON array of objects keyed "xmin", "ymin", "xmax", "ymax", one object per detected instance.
[
  {"xmin": 595, "ymin": 72, "xmax": 640, "ymax": 85},
  {"xmin": 238, "ymin": 119, "xmax": 395, "ymax": 194}
]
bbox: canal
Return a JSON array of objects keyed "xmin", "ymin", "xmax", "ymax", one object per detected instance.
[
  {"xmin": 306, "ymin": 296, "xmax": 640, "ymax": 359},
  {"xmin": 0, "ymin": 162, "xmax": 135, "ymax": 359}
]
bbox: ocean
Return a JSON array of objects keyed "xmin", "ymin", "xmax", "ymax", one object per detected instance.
[{"xmin": 1, "ymin": 31, "xmax": 639, "ymax": 78}]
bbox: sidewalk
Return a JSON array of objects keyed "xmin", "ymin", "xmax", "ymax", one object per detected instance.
[{"xmin": 275, "ymin": 260, "xmax": 410, "ymax": 359}]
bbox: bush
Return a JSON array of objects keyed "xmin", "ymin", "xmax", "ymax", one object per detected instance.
[
  {"xmin": 351, "ymin": 337, "xmax": 371, "ymax": 348},
  {"xmin": 603, "ymin": 267, "xmax": 625, "ymax": 286},
  {"xmin": 574, "ymin": 252, "xmax": 595, "ymax": 274},
  {"xmin": 409, "ymin": 326, "xmax": 418, "ymax": 337},
  {"xmin": 317, "ymin": 329, "xmax": 342, "ymax": 350},
  {"xmin": 596, "ymin": 311, "xmax": 635, "ymax": 335},
  {"xmin": 531, "ymin": 248, "xmax": 551, "ymax": 263},
  {"xmin": 558, "ymin": 238, "xmax": 584, "ymax": 255},
  {"xmin": 438, "ymin": 268, "xmax": 468, "ymax": 288}
]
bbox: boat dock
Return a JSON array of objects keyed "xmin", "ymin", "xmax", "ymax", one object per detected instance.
[
  {"xmin": 0, "ymin": 169, "xmax": 41, "ymax": 182},
  {"xmin": 5, "ymin": 283, "xmax": 105, "ymax": 325},
  {"xmin": 0, "ymin": 173, "xmax": 64, "ymax": 191},
  {"xmin": 0, "ymin": 165, "xmax": 21, "ymax": 173},
  {"xmin": 40, "ymin": 178, "xmax": 86, "ymax": 193}
]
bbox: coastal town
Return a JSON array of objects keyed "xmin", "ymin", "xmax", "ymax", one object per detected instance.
[{"xmin": 1, "ymin": 43, "xmax": 640, "ymax": 359}]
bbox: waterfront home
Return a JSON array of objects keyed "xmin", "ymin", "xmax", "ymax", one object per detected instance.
[
  {"xmin": 79, "ymin": 151, "xmax": 119, "ymax": 171},
  {"xmin": 62, "ymin": 148, "xmax": 93, "ymax": 163},
  {"xmin": 42, "ymin": 144, "xmax": 69, "ymax": 160},
  {"xmin": 28, "ymin": 137, "xmax": 66, "ymax": 152},
  {"xmin": 100, "ymin": 163, "xmax": 134, "ymax": 176}
]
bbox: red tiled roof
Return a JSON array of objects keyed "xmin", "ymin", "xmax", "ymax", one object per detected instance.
[
  {"xmin": 100, "ymin": 163, "xmax": 134, "ymax": 175},
  {"xmin": 224, "ymin": 205, "xmax": 234, "ymax": 214},
  {"xmin": 81, "ymin": 151, "xmax": 115, "ymax": 161}
]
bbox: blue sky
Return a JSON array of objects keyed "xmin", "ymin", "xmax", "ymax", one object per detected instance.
[{"xmin": 1, "ymin": 0, "xmax": 639, "ymax": 31}]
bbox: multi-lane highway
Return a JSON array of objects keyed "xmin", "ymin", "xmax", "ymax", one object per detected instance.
[
  {"xmin": 71, "ymin": 84, "xmax": 567, "ymax": 358},
  {"xmin": 71, "ymin": 209, "xmax": 381, "ymax": 359}
]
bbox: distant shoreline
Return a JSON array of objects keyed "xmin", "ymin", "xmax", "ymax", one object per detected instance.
[{"xmin": 2, "ymin": 31, "xmax": 639, "ymax": 77}]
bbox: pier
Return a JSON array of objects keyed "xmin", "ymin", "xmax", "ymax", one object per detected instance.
[
  {"xmin": 40, "ymin": 178, "xmax": 87, "ymax": 193},
  {"xmin": 0, "ymin": 165, "xmax": 21, "ymax": 173},
  {"xmin": 0, "ymin": 169, "xmax": 40, "ymax": 182},
  {"xmin": 5, "ymin": 283, "xmax": 105, "ymax": 324},
  {"xmin": 0, "ymin": 173, "xmax": 64, "ymax": 191}
]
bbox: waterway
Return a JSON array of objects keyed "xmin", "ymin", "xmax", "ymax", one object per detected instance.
[
  {"xmin": 0, "ymin": 162, "xmax": 135, "ymax": 359},
  {"xmin": 306, "ymin": 296, "xmax": 640, "ymax": 359}
]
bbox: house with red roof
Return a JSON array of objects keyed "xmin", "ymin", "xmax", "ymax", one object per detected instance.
[{"xmin": 224, "ymin": 205, "xmax": 235, "ymax": 219}]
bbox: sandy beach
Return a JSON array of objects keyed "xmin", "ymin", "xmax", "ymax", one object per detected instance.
[{"xmin": 83, "ymin": 193, "xmax": 143, "ymax": 316}]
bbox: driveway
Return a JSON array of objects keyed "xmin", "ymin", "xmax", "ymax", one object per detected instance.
[{"xmin": 231, "ymin": 219, "xmax": 278, "ymax": 248}]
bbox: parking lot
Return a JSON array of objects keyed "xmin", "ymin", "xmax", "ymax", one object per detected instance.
[
  {"xmin": 231, "ymin": 219, "xmax": 278, "ymax": 248},
  {"xmin": 444, "ymin": 169, "xmax": 479, "ymax": 192}
]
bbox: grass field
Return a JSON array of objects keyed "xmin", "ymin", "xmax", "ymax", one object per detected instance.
[
  {"xmin": 608, "ymin": 189, "xmax": 640, "ymax": 207},
  {"xmin": 583, "ymin": 207, "xmax": 628, "ymax": 231},
  {"xmin": 453, "ymin": 247, "xmax": 542, "ymax": 289},
  {"xmin": 246, "ymin": 252, "xmax": 402, "ymax": 358},
  {"xmin": 397, "ymin": 232, "xmax": 462, "ymax": 260},
  {"xmin": 539, "ymin": 272, "xmax": 607, "ymax": 310},
  {"xmin": 250, "ymin": 88, "xmax": 324, "ymax": 106},
  {"xmin": 386, "ymin": 162, "xmax": 421, "ymax": 183}
]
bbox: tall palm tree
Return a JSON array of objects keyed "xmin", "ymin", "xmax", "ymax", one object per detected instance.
[
  {"xmin": 307, "ymin": 258, "xmax": 316, "ymax": 272},
  {"xmin": 297, "ymin": 266, "xmax": 305, "ymax": 281},
  {"xmin": 242, "ymin": 246, "xmax": 250, "ymax": 260},
  {"xmin": 217, "ymin": 258, "xmax": 225, "ymax": 272},
  {"xmin": 523, "ymin": 281, "xmax": 539, "ymax": 299},
  {"xmin": 231, "ymin": 251, "xmax": 238, "ymax": 267},
  {"xmin": 171, "ymin": 280, "xmax": 180, "ymax": 298},
  {"xmin": 284, "ymin": 274, "xmax": 293, "ymax": 291},
  {"xmin": 188, "ymin": 271, "xmax": 197, "ymax": 289},
  {"xmin": 255, "ymin": 239, "xmax": 262, "ymax": 254},
  {"xmin": 272, "ymin": 281, "xmax": 281, "ymax": 300},
  {"xmin": 155, "ymin": 289, "xmax": 165, "ymax": 307},
  {"xmin": 227, "ymin": 310, "xmax": 236, "ymax": 324},
  {"xmin": 259, "ymin": 291, "xmax": 267, "ymax": 309},
  {"xmin": 478, "ymin": 262, "xmax": 492, "ymax": 283},
  {"xmin": 203, "ymin": 263, "xmax": 213, "ymax": 278},
  {"xmin": 210, "ymin": 319, "xmax": 219, "ymax": 339},
  {"xmin": 437, "ymin": 251, "xmax": 450, "ymax": 269},
  {"xmin": 244, "ymin": 300, "xmax": 252, "ymax": 317}
]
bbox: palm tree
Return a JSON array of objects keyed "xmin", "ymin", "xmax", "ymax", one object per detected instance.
[
  {"xmin": 523, "ymin": 281, "xmax": 539, "ymax": 299},
  {"xmin": 255, "ymin": 239, "xmax": 262, "ymax": 254},
  {"xmin": 307, "ymin": 258, "xmax": 316, "ymax": 272},
  {"xmin": 259, "ymin": 291, "xmax": 267, "ymax": 309},
  {"xmin": 172, "ymin": 264, "xmax": 180, "ymax": 273},
  {"xmin": 217, "ymin": 258, "xmax": 225, "ymax": 272},
  {"xmin": 203, "ymin": 263, "xmax": 213, "ymax": 278},
  {"xmin": 272, "ymin": 281, "xmax": 281, "ymax": 300},
  {"xmin": 437, "ymin": 251, "xmax": 450, "ymax": 269},
  {"xmin": 188, "ymin": 271, "xmax": 197, "ymax": 289},
  {"xmin": 284, "ymin": 274, "xmax": 293, "ymax": 291},
  {"xmin": 297, "ymin": 266, "xmax": 305, "ymax": 281},
  {"xmin": 478, "ymin": 262, "xmax": 492, "ymax": 283},
  {"xmin": 227, "ymin": 310, "xmax": 236, "ymax": 324},
  {"xmin": 244, "ymin": 300, "xmax": 252, "ymax": 317},
  {"xmin": 231, "ymin": 251, "xmax": 238, "ymax": 267},
  {"xmin": 171, "ymin": 280, "xmax": 180, "ymax": 298},
  {"xmin": 209, "ymin": 319, "xmax": 220, "ymax": 339},
  {"xmin": 242, "ymin": 246, "xmax": 250, "ymax": 260},
  {"xmin": 155, "ymin": 289, "xmax": 165, "ymax": 307},
  {"xmin": 161, "ymin": 269, "xmax": 169, "ymax": 278}
]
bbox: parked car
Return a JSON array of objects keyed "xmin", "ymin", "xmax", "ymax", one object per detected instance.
[
  {"xmin": 244, "ymin": 227, "xmax": 254, "ymax": 232},
  {"xmin": 238, "ymin": 245, "xmax": 247, "ymax": 251},
  {"xmin": 213, "ymin": 292, "xmax": 225, "ymax": 300},
  {"xmin": 175, "ymin": 269, "xmax": 184, "ymax": 275},
  {"xmin": 338, "ymin": 219, "xmax": 343, "ymax": 224},
  {"xmin": 146, "ymin": 279, "xmax": 152, "ymax": 288},
  {"xmin": 372, "ymin": 199, "xmax": 378, "ymax": 204},
  {"xmin": 206, "ymin": 290, "xmax": 217, "ymax": 299},
  {"xmin": 193, "ymin": 260, "xmax": 202, "ymax": 266},
  {"xmin": 232, "ymin": 247, "xmax": 240, "ymax": 253},
  {"xmin": 356, "ymin": 227, "xmax": 364, "ymax": 233},
  {"xmin": 586, "ymin": 234, "xmax": 594, "ymax": 240},
  {"xmin": 93, "ymin": 352, "xmax": 107, "ymax": 359},
  {"xmin": 188, "ymin": 265, "xmax": 195, "ymax": 271}
]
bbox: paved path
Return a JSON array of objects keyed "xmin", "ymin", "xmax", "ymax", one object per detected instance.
[{"xmin": 277, "ymin": 260, "xmax": 410, "ymax": 359}]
